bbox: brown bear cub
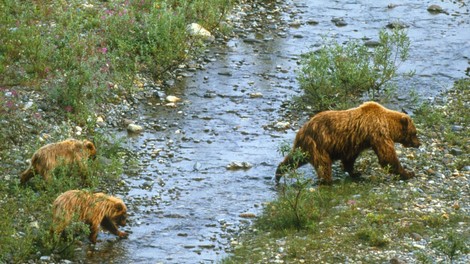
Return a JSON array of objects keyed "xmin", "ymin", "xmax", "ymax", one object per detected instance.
[
  {"xmin": 20, "ymin": 139, "xmax": 97, "ymax": 185},
  {"xmin": 276, "ymin": 102, "xmax": 421, "ymax": 184},
  {"xmin": 52, "ymin": 190, "xmax": 128, "ymax": 244}
]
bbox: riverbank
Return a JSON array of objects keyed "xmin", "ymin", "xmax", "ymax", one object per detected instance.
[{"xmin": 222, "ymin": 80, "xmax": 469, "ymax": 263}]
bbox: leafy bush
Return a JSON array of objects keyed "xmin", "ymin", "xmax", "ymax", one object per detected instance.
[
  {"xmin": 1, "ymin": 0, "xmax": 232, "ymax": 121},
  {"xmin": 296, "ymin": 29, "xmax": 410, "ymax": 110}
]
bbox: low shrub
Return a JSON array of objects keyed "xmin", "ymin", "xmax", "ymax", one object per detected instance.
[{"xmin": 296, "ymin": 28, "xmax": 410, "ymax": 111}]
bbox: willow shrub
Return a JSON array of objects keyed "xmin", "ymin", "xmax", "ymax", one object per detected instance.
[{"xmin": 296, "ymin": 29, "xmax": 410, "ymax": 111}]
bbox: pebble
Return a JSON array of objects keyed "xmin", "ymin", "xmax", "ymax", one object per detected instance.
[
  {"xmin": 165, "ymin": 95, "xmax": 181, "ymax": 103},
  {"xmin": 427, "ymin": 5, "xmax": 448, "ymax": 15},
  {"xmin": 386, "ymin": 22, "xmax": 409, "ymax": 29},
  {"xmin": 226, "ymin": 161, "xmax": 253, "ymax": 170},
  {"xmin": 274, "ymin": 121, "xmax": 290, "ymax": 130},
  {"xmin": 127, "ymin": 124, "xmax": 144, "ymax": 133},
  {"xmin": 306, "ymin": 20, "xmax": 319, "ymax": 25},
  {"xmin": 249, "ymin": 92, "xmax": 263, "ymax": 98},
  {"xmin": 331, "ymin": 17, "xmax": 347, "ymax": 27},
  {"xmin": 410, "ymin": 233, "xmax": 422, "ymax": 241},
  {"xmin": 239, "ymin": 212, "xmax": 256, "ymax": 218},
  {"xmin": 40, "ymin": 256, "xmax": 51, "ymax": 262}
]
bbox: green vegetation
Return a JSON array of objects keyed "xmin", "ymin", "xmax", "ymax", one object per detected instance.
[
  {"xmin": 415, "ymin": 78, "xmax": 469, "ymax": 171},
  {"xmin": 296, "ymin": 28, "xmax": 410, "ymax": 110},
  {"xmin": 0, "ymin": 0, "xmax": 233, "ymax": 262},
  {"xmin": 0, "ymin": 0, "xmax": 232, "ymax": 122}
]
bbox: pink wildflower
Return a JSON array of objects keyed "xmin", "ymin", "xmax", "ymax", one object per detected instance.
[{"xmin": 64, "ymin": 105, "xmax": 73, "ymax": 112}]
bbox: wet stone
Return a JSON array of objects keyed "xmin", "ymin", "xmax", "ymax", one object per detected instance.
[
  {"xmin": 451, "ymin": 125, "xmax": 463, "ymax": 132},
  {"xmin": 386, "ymin": 21, "xmax": 409, "ymax": 29},
  {"xmin": 127, "ymin": 124, "xmax": 144, "ymax": 133},
  {"xmin": 450, "ymin": 148, "xmax": 463, "ymax": 156},
  {"xmin": 226, "ymin": 161, "xmax": 253, "ymax": 170},
  {"xmin": 410, "ymin": 233, "xmax": 423, "ymax": 241},
  {"xmin": 331, "ymin": 17, "xmax": 347, "ymax": 27},
  {"xmin": 199, "ymin": 244, "xmax": 216, "ymax": 249},
  {"xmin": 364, "ymin": 40, "xmax": 381, "ymax": 47},
  {"xmin": 239, "ymin": 212, "xmax": 256, "ymax": 218},
  {"xmin": 427, "ymin": 5, "xmax": 447, "ymax": 15},
  {"xmin": 218, "ymin": 71, "xmax": 232, "ymax": 76},
  {"xmin": 243, "ymin": 38, "xmax": 263, "ymax": 44},
  {"xmin": 306, "ymin": 19, "xmax": 319, "ymax": 25}
]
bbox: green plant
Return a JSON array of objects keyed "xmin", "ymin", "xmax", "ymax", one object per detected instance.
[
  {"xmin": 430, "ymin": 231, "xmax": 469, "ymax": 263},
  {"xmin": 356, "ymin": 228, "xmax": 389, "ymax": 247},
  {"xmin": 296, "ymin": 28, "xmax": 410, "ymax": 111},
  {"xmin": 279, "ymin": 144, "xmax": 311, "ymax": 230}
]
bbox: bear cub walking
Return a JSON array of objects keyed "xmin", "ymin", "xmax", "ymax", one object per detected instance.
[
  {"xmin": 276, "ymin": 102, "xmax": 421, "ymax": 184},
  {"xmin": 52, "ymin": 190, "xmax": 128, "ymax": 243},
  {"xmin": 20, "ymin": 138, "xmax": 97, "ymax": 184}
]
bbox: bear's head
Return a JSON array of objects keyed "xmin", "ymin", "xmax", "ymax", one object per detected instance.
[
  {"xmin": 113, "ymin": 202, "xmax": 128, "ymax": 227},
  {"xmin": 83, "ymin": 140, "xmax": 97, "ymax": 160},
  {"xmin": 399, "ymin": 116, "xmax": 421, "ymax": 148}
]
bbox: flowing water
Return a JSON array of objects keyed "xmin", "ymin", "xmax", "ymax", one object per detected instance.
[{"xmin": 83, "ymin": 0, "xmax": 469, "ymax": 263}]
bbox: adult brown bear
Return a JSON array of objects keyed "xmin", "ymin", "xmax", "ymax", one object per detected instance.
[
  {"xmin": 52, "ymin": 190, "xmax": 128, "ymax": 243},
  {"xmin": 276, "ymin": 102, "xmax": 421, "ymax": 184},
  {"xmin": 20, "ymin": 139, "xmax": 97, "ymax": 184}
]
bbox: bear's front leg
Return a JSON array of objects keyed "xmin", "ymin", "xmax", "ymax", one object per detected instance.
[
  {"xmin": 373, "ymin": 141, "xmax": 414, "ymax": 180},
  {"xmin": 101, "ymin": 217, "xmax": 128, "ymax": 239}
]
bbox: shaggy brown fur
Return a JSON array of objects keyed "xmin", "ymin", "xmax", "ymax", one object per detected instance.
[
  {"xmin": 20, "ymin": 139, "xmax": 97, "ymax": 184},
  {"xmin": 276, "ymin": 102, "xmax": 421, "ymax": 184},
  {"xmin": 52, "ymin": 190, "xmax": 128, "ymax": 243}
]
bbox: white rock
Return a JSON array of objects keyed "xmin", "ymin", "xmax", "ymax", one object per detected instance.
[
  {"xmin": 274, "ymin": 121, "xmax": 290, "ymax": 130},
  {"xmin": 226, "ymin": 161, "xmax": 253, "ymax": 170},
  {"xmin": 29, "ymin": 221, "xmax": 39, "ymax": 229},
  {"xmin": 75, "ymin": 126, "xmax": 82, "ymax": 136},
  {"xmin": 166, "ymin": 95, "xmax": 181, "ymax": 103},
  {"xmin": 127, "ymin": 124, "xmax": 144, "ymax": 133},
  {"xmin": 23, "ymin": 101, "xmax": 33, "ymax": 110},
  {"xmin": 249, "ymin": 92, "xmax": 263, "ymax": 98},
  {"xmin": 187, "ymin": 23, "xmax": 215, "ymax": 42}
]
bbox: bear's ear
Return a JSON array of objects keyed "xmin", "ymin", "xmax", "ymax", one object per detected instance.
[
  {"xmin": 115, "ymin": 203, "xmax": 124, "ymax": 212},
  {"xmin": 85, "ymin": 141, "xmax": 95, "ymax": 150},
  {"xmin": 400, "ymin": 116, "xmax": 409, "ymax": 129}
]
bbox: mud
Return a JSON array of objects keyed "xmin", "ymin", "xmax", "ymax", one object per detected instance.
[{"xmin": 83, "ymin": 0, "xmax": 469, "ymax": 263}]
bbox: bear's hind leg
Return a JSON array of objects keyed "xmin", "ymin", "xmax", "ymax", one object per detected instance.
[{"xmin": 312, "ymin": 154, "xmax": 333, "ymax": 184}]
